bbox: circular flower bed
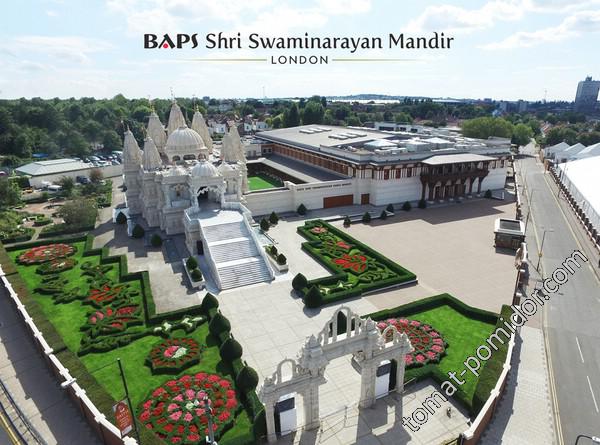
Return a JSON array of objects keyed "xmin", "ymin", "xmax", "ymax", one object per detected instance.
[
  {"xmin": 146, "ymin": 338, "xmax": 203, "ymax": 374},
  {"xmin": 139, "ymin": 373, "xmax": 238, "ymax": 444},
  {"xmin": 376, "ymin": 318, "xmax": 447, "ymax": 367},
  {"xmin": 36, "ymin": 258, "xmax": 77, "ymax": 275},
  {"xmin": 18, "ymin": 243, "xmax": 75, "ymax": 265}
]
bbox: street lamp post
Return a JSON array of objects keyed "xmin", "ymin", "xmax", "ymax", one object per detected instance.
[
  {"xmin": 536, "ymin": 227, "xmax": 553, "ymax": 271},
  {"xmin": 203, "ymin": 394, "xmax": 218, "ymax": 445},
  {"xmin": 575, "ymin": 434, "xmax": 600, "ymax": 444}
]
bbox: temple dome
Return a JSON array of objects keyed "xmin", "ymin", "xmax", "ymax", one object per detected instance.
[
  {"xmin": 191, "ymin": 160, "xmax": 219, "ymax": 178},
  {"xmin": 166, "ymin": 126, "xmax": 204, "ymax": 151},
  {"xmin": 218, "ymin": 162, "xmax": 235, "ymax": 173}
]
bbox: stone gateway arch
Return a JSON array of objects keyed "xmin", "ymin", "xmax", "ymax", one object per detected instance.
[{"xmin": 259, "ymin": 307, "xmax": 413, "ymax": 442}]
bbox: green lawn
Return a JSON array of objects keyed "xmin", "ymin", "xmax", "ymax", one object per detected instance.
[
  {"xmin": 7, "ymin": 240, "xmax": 253, "ymax": 445},
  {"xmin": 247, "ymin": 174, "xmax": 282, "ymax": 191},
  {"xmin": 401, "ymin": 304, "xmax": 496, "ymax": 402}
]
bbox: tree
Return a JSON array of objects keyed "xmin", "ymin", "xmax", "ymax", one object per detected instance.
[
  {"xmin": 292, "ymin": 273, "xmax": 308, "ymax": 291},
  {"xmin": 58, "ymin": 176, "xmax": 75, "ymax": 197},
  {"xmin": 343, "ymin": 216, "xmax": 351, "ymax": 227},
  {"xmin": 402, "ymin": 201, "xmax": 412, "ymax": 211},
  {"xmin": 297, "ymin": 204, "xmax": 307, "ymax": 215},
  {"xmin": 208, "ymin": 312, "xmax": 231, "ymax": 336},
  {"xmin": 89, "ymin": 168, "xmax": 103, "ymax": 183},
  {"xmin": 102, "ymin": 130, "xmax": 122, "ymax": 150},
  {"xmin": 236, "ymin": 365, "xmax": 259, "ymax": 392},
  {"xmin": 512, "ymin": 123, "xmax": 534, "ymax": 146},
  {"xmin": 304, "ymin": 286, "xmax": 323, "ymax": 308},
  {"xmin": 283, "ymin": 103, "xmax": 300, "ymax": 127},
  {"xmin": 132, "ymin": 223, "xmax": 145, "ymax": 238},
  {"xmin": 260, "ymin": 218, "xmax": 270, "ymax": 231},
  {"xmin": 201, "ymin": 293, "xmax": 219, "ymax": 312},
  {"xmin": 276, "ymin": 253, "xmax": 287, "ymax": 265},
  {"xmin": 394, "ymin": 112, "xmax": 413, "ymax": 124},
  {"xmin": 362, "ymin": 212, "xmax": 371, "ymax": 223},
  {"xmin": 190, "ymin": 268, "xmax": 202, "ymax": 281},
  {"xmin": 0, "ymin": 177, "xmax": 21, "ymax": 208},
  {"xmin": 302, "ymin": 101, "xmax": 324, "ymax": 125},
  {"xmin": 116, "ymin": 211, "xmax": 127, "ymax": 224},
  {"xmin": 461, "ymin": 117, "xmax": 514, "ymax": 139},
  {"xmin": 186, "ymin": 256, "xmax": 198, "ymax": 269},
  {"xmin": 57, "ymin": 198, "xmax": 98, "ymax": 227},
  {"xmin": 269, "ymin": 211, "xmax": 279, "ymax": 225},
  {"xmin": 150, "ymin": 233, "xmax": 162, "ymax": 247}
]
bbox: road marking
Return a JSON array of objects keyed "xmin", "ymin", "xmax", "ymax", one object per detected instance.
[
  {"xmin": 575, "ymin": 336, "xmax": 585, "ymax": 363},
  {"xmin": 0, "ymin": 410, "xmax": 20, "ymax": 445},
  {"xmin": 587, "ymin": 375, "xmax": 599, "ymax": 413}
]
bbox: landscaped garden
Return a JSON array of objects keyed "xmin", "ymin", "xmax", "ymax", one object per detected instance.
[
  {"xmin": 294, "ymin": 219, "xmax": 416, "ymax": 307},
  {"xmin": 360, "ymin": 293, "xmax": 511, "ymax": 415},
  {"xmin": 2, "ymin": 236, "xmax": 264, "ymax": 445},
  {"xmin": 247, "ymin": 174, "xmax": 283, "ymax": 191}
]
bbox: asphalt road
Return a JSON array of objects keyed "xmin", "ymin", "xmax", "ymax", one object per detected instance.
[{"xmin": 517, "ymin": 144, "xmax": 600, "ymax": 445}]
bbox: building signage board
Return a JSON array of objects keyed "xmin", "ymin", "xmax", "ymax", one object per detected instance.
[{"xmin": 113, "ymin": 400, "xmax": 134, "ymax": 437}]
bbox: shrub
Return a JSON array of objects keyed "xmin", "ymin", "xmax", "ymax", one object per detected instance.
[
  {"xmin": 220, "ymin": 337, "xmax": 243, "ymax": 362},
  {"xmin": 418, "ymin": 199, "xmax": 427, "ymax": 209},
  {"xmin": 269, "ymin": 211, "xmax": 279, "ymax": 225},
  {"xmin": 208, "ymin": 312, "xmax": 231, "ymax": 337},
  {"xmin": 236, "ymin": 365, "xmax": 259, "ymax": 392},
  {"xmin": 150, "ymin": 234, "xmax": 162, "ymax": 247},
  {"xmin": 268, "ymin": 245, "xmax": 277, "ymax": 256},
  {"xmin": 297, "ymin": 203, "xmax": 307, "ymax": 215},
  {"xmin": 292, "ymin": 273, "xmax": 308, "ymax": 291},
  {"xmin": 115, "ymin": 211, "xmax": 127, "ymax": 224},
  {"xmin": 190, "ymin": 268, "xmax": 203, "ymax": 281},
  {"xmin": 304, "ymin": 285, "xmax": 323, "ymax": 308},
  {"xmin": 343, "ymin": 216, "xmax": 351, "ymax": 227},
  {"xmin": 276, "ymin": 253, "xmax": 287, "ymax": 265},
  {"xmin": 402, "ymin": 201, "xmax": 412, "ymax": 211},
  {"xmin": 186, "ymin": 256, "xmax": 198, "ymax": 270},
  {"xmin": 260, "ymin": 218, "xmax": 270, "ymax": 231},
  {"xmin": 386, "ymin": 203, "xmax": 394, "ymax": 213},
  {"xmin": 131, "ymin": 224, "xmax": 145, "ymax": 238},
  {"xmin": 362, "ymin": 212, "xmax": 371, "ymax": 223},
  {"xmin": 379, "ymin": 210, "xmax": 387, "ymax": 220},
  {"xmin": 484, "ymin": 189, "xmax": 492, "ymax": 198},
  {"xmin": 201, "ymin": 293, "xmax": 219, "ymax": 312}
]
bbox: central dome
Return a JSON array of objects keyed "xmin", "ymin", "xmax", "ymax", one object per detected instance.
[
  {"xmin": 191, "ymin": 160, "xmax": 219, "ymax": 178},
  {"xmin": 166, "ymin": 126, "xmax": 206, "ymax": 152}
]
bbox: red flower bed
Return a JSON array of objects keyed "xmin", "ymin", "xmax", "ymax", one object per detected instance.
[
  {"xmin": 139, "ymin": 373, "xmax": 238, "ymax": 444},
  {"xmin": 146, "ymin": 338, "xmax": 203, "ymax": 374},
  {"xmin": 376, "ymin": 318, "xmax": 447, "ymax": 367},
  {"xmin": 18, "ymin": 244, "xmax": 75, "ymax": 265},
  {"xmin": 36, "ymin": 258, "xmax": 77, "ymax": 274},
  {"xmin": 84, "ymin": 304, "xmax": 142, "ymax": 337},
  {"xmin": 334, "ymin": 253, "xmax": 367, "ymax": 273},
  {"xmin": 87, "ymin": 284, "xmax": 125, "ymax": 307}
]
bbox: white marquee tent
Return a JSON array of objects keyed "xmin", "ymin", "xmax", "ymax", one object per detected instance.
[{"xmin": 558, "ymin": 156, "xmax": 600, "ymax": 231}]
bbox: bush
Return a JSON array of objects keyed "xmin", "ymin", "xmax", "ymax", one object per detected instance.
[
  {"xmin": 304, "ymin": 285, "xmax": 323, "ymax": 308},
  {"xmin": 418, "ymin": 199, "xmax": 427, "ymax": 209},
  {"xmin": 484, "ymin": 189, "xmax": 492, "ymax": 199},
  {"xmin": 402, "ymin": 201, "xmax": 412, "ymax": 211},
  {"xmin": 236, "ymin": 365, "xmax": 259, "ymax": 392},
  {"xmin": 115, "ymin": 211, "xmax": 127, "ymax": 224},
  {"xmin": 190, "ymin": 268, "xmax": 203, "ymax": 281},
  {"xmin": 260, "ymin": 218, "xmax": 270, "ymax": 231},
  {"xmin": 220, "ymin": 337, "xmax": 243, "ymax": 362},
  {"xmin": 33, "ymin": 216, "xmax": 52, "ymax": 226},
  {"xmin": 186, "ymin": 256, "xmax": 198, "ymax": 270},
  {"xmin": 201, "ymin": 293, "xmax": 219, "ymax": 312},
  {"xmin": 269, "ymin": 211, "xmax": 279, "ymax": 225},
  {"xmin": 276, "ymin": 253, "xmax": 287, "ymax": 265},
  {"xmin": 150, "ymin": 234, "xmax": 162, "ymax": 247},
  {"xmin": 343, "ymin": 216, "xmax": 351, "ymax": 227},
  {"xmin": 362, "ymin": 212, "xmax": 371, "ymax": 223},
  {"xmin": 208, "ymin": 312, "xmax": 231, "ymax": 337},
  {"xmin": 131, "ymin": 224, "xmax": 145, "ymax": 238},
  {"xmin": 292, "ymin": 273, "xmax": 308, "ymax": 291},
  {"xmin": 379, "ymin": 210, "xmax": 387, "ymax": 220},
  {"xmin": 268, "ymin": 245, "xmax": 277, "ymax": 256},
  {"xmin": 386, "ymin": 203, "xmax": 394, "ymax": 213},
  {"xmin": 297, "ymin": 203, "xmax": 307, "ymax": 215}
]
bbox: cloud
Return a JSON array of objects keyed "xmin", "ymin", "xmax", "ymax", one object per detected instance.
[
  {"xmin": 18, "ymin": 61, "xmax": 48, "ymax": 72},
  {"xmin": 481, "ymin": 9, "xmax": 600, "ymax": 49},
  {"xmin": 529, "ymin": 0, "xmax": 600, "ymax": 12},
  {"xmin": 405, "ymin": 0, "xmax": 529, "ymax": 34},
  {"xmin": 9, "ymin": 36, "xmax": 112, "ymax": 63},
  {"xmin": 46, "ymin": 10, "xmax": 59, "ymax": 17}
]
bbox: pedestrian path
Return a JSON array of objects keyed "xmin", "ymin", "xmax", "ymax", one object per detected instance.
[{"xmin": 480, "ymin": 325, "xmax": 555, "ymax": 445}]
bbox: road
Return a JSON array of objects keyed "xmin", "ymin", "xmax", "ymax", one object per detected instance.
[{"xmin": 517, "ymin": 143, "xmax": 600, "ymax": 444}]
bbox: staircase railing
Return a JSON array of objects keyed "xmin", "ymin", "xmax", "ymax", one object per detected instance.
[
  {"xmin": 185, "ymin": 208, "xmax": 222, "ymax": 290},
  {"xmin": 221, "ymin": 201, "xmax": 275, "ymax": 281}
]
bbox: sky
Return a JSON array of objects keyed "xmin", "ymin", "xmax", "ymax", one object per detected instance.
[{"xmin": 1, "ymin": 0, "xmax": 600, "ymax": 101}]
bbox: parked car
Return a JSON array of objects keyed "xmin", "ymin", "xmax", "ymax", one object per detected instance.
[
  {"xmin": 111, "ymin": 160, "xmax": 120, "ymax": 165},
  {"xmin": 76, "ymin": 176, "xmax": 90, "ymax": 184}
]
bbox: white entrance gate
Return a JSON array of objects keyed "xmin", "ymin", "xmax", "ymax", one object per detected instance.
[{"xmin": 259, "ymin": 307, "xmax": 413, "ymax": 443}]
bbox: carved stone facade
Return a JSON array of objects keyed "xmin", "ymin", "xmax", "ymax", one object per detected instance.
[{"xmin": 259, "ymin": 307, "xmax": 413, "ymax": 443}]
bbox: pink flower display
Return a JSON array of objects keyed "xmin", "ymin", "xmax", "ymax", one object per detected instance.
[
  {"xmin": 377, "ymin": 317, "xmax": 448, "ymax": 368},
  {"xmin": 139, "ymin": 373, "xmax": 238, "ymax": 444},
  {"xmin": 18, "ymin": 243, "xmax": 75, "ymax": 265}
]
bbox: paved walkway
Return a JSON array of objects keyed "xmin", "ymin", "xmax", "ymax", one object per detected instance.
[
  {"xmin": 0, "ymin": 286, "xmax": 100, "ymax": 445},
  {"xmin": 480, "ymin": 326, "xmax": 555, "ymax": 445}
]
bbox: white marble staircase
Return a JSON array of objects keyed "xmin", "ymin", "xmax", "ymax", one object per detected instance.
[{"xmin": 199, "ymin": 211, "xmax": 272, "ymax": 290}]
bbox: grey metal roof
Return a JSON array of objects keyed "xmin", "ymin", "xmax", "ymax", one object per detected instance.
[{"xmin": 15, "ymin": 159, "xmax": 90, "ymax": 176}]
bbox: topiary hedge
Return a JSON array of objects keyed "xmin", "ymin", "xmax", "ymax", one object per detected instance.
[
  {"xmin": 201, "ymin": 292, "xmax": 219, "ymax": 312},
  {"xmin": 186, "ymin": 256, "xmax": 198, "ymax": 270},
  {"xmin": 292, "ymin": 273, "xmax": 308, "ymax": 291},
  {"xmin": 209, "ymin": 311, "xmax": 231, "ymax": 337},
  {"xmin": 297, "ymin": 203, "xmax": 307, "ymax": 215},
  {"xmin": 303, "ymin": 285, "xmax": 323, "ymax": 308},
  {"xmin": 115, "ymin": 211, "xmax": 127, "ymax": 224},
  {"xmin": 236, "ymin": 365, "xmax": 259, "ymax": 393},
  {"xmin": 131, "ymin": 223, "xmax": 145, "ymax": 239},
  {"xmin": 150, "ymin": 233, "xmax": 162, "ymax": 247},
  {"xmin": 220, "ymin": 337, "xmax": 243, "ymax": 362}
]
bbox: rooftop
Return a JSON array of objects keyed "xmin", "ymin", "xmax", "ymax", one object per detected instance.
[
  {"xmin": 15, "ymin": 158, "xmax": 90, "ymax": 176},
  {"xmin": 422, "ymin": 153, "xmax": 496, "ymax": 165}
]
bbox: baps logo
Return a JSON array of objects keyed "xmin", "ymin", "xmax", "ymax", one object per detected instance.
[{"xmin": 144, "ymin": 34, "xmax": 200, "ymax": 49}]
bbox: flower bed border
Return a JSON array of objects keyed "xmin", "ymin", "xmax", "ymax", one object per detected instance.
[
  {"xmin": 1, "ymin": 235, "xmax": 264, "ymax": 445},
  {"xmin": 297, "ymin": 220, "xmax": 417, "ymax": 306},
  {"xmin": 146, "ymin": 338, "xmax": 204, "ymax": 375}
]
